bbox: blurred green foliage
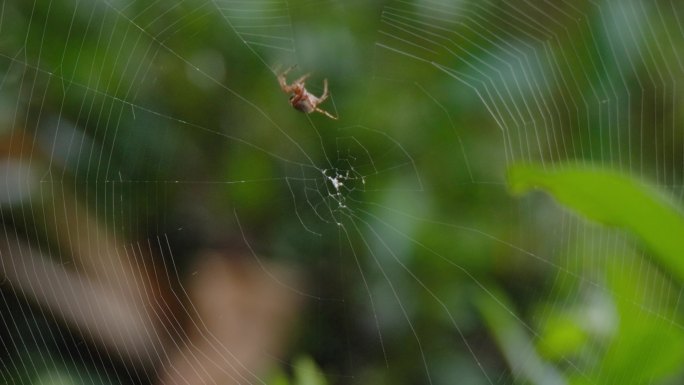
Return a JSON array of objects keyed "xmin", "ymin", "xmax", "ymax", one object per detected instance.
[
  {"xmin": 269, "ymin": 356, "xmax": 329, "ymax": 385},
  {"xmin": 509, "ymin": 164, "xmax": 684, "ymax": 384},
  {"xmin": 2, "ymin": 0, "xmax": 684, "ymax": 384}
]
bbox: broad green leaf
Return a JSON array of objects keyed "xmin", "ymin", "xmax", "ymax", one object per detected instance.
[
  {"xmin": 293, "ymin": 356, "xmax": 328, "ymax": 385},
  {"xmin": 508, "ymin": 164, "xmax": 684, "ymax": 283},
  {"xmin": 536, "ymin": 312, "xmax": 587, "ymax": 361},
  {"xmin": 267, "ymin": 371, "xmax": 290, "ymax": 385},
  {"xmin": 589, "ymin": 261, "xmax": 684, "ymax": 384},
  {"xmin": 596, "ymin": 301, "xmax": 684, "ymax": 384},
  {"xmin": 267, "ymin": 356, "xmax": 327, "ymax": 385}
]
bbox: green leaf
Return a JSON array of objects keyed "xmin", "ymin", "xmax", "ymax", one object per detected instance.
[
  {"xmin": 592, "ymin": 261, "xmax": 684, "ymax": 384},
  {"xmin": 536, "ymin": 312, "xmax": 587, "ymax": 361},
  {"xmin": 508, "ymin": 164, "xmax": 684, "ymax": 283},
  {"xmin": 267, "ymin": 356, "xmax": 327, "ymax": 385},
  {"xmin": 268, "ymin": 371, "xmax": 290, "ymax": 385},
  {"xmin": 293, "ymin": 356, "xmax": 328, "ymax": 385}
]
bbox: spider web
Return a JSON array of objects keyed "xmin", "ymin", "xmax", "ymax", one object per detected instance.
[{"xmin": 1, "ymin": 0, "xmax": 684, "ymax": 384}]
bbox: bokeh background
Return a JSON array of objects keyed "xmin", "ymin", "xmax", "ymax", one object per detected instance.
[{"xmin": 2, "ymin": 0, "xmax": 684, "ymax": 384}]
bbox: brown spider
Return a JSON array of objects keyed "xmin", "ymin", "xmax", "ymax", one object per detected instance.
[{"xmin": 277, "ymin": 66, "xmax": 337, "ymax": 120}]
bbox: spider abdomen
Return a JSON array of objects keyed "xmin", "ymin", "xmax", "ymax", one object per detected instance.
[{"xmin": 290, "ymin": 92, "xmax": 316, "ymax": 113}]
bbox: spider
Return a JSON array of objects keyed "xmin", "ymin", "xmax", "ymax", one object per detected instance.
[{"xmin": 277, "ymin": 66, "xmax": 337, "ymax": 120}]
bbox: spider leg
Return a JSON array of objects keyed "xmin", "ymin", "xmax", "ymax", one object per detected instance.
[
  {"xmin": 280, "ymin": 83, "xmax": 295, "ymax": 93},
  {"xmin": 315, "ymin": 107, "xmax": 338, "ymax": 120},
  {"xmin": 316, "ymin": 78, "xmax": 330, "ymax": 103},
  {"xmin": 293, "ymin": 73, "xmax": 311, "ymax": 86},
  {"xmin": 278, "ymin": 75, "xmax": 291, "ymax": 93},
  {"xmin": 282, "ymin": 65, "xmax": 296, "ymax": 76},
  {"xmin": 278, "ymin": 65, "xmax": 298, "ymax": 92}
]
